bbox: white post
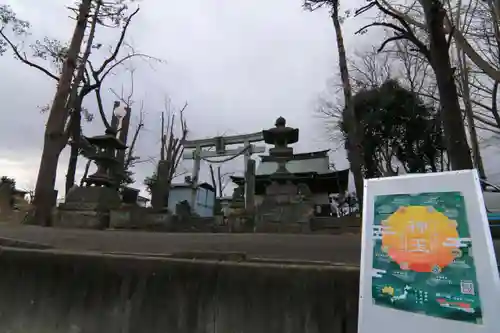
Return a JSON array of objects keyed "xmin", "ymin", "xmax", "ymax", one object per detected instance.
[
  {"xmin": 191, "ymin": 146, "xmax": 201, "ymax": 209},
  {"xmin": 243, "ymin": 140, "xmax": 250, "ymax": 173}
]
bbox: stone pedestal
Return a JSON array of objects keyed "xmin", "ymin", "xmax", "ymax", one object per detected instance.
[
  {"xmin": 226, "ymin": 183, "xmax": 253, "ymax": 232},
  {"xmin": 109, "ymin": 205, "xmax": 138, "ymax": 229},
  {"xmin": 110, "ymin": 207, "xmax": 173, "ymax": 230},
  {"xmin": 255, "ymin": 116, "xmax": 312, "ymax": 232},
  {"xmin": 254, "ymin": 181, "xmax": 314, "ymax": 233},
  {"xmin": 55, "ymin": 186, "xmax": 121, "ymax": 229}
]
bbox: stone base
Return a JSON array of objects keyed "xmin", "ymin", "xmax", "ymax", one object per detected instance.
[
  {"xmin": 227, "ymin": 215, "xmax": 254, "ymax": 233},
  {"xmin": 109, "ymin": 208, "xmax": 135, "ymax": 229},
  {"xmin": 310, "ymin": 215, "xmax": 361, "ymax": 234},
  {"xmin": 254, "ymin": 200, "xmax": 314, "ymax": 233},
  {"xmin": 54, "ymin": 210, "xmax": 109, "ymax": 229},
  {"xmin": 0, "ymin": 210, "xmax": 30, "ymax": 225},
  {"xmin": 110, "ymin": 208, "xmax": 172, "ymax": 231},
  {"xmin": 53, "ymin": 186, "xmax": 122, "ymax": 229},
  {"xmin": 61, "ymin": 186, "xmax": 121, "ymax": 212}
]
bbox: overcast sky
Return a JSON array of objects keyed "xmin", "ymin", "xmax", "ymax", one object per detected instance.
[
  {"xmin": 0, "ymin": 0, "xmax": 375, "ymax": 197},
  {"xmin": 2, "ymin": 0, "xmax": 499, "ymax": 198}
]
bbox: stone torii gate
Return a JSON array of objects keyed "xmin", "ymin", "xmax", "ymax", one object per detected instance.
[{"xmin": 182, "ymin": 131, "xmax": 266, "ymax": 209}]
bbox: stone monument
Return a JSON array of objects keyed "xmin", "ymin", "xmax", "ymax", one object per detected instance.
[
  {"xmin": 255, "ymin": 117, "xmax": 314, "ymax": 233},
  {"xmin": 0, "ymin": 179, "xmax": 30, "ymax": 224},
  {"xmin": 150, "ymin": 160, "xmax": 173, "ymax": 212},
  {"xmin": 230, "ymin": 184, "xmax": 245, "ymax": 209},
  {"xmin": 109, "ymin": 186, "xmax": 147, "ymax": 230},
  {"xmin": 55, "ymin": 128, "xmax": 126, "ymax": 229},
  {"xmin": 226, "ymin": 184, "xmax": 249, "ymax": 232}
]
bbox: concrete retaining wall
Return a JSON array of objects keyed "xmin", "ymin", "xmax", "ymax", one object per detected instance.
[{"xmin": 0, "ymin": 248, "xmax": 359, "ymax": 333}]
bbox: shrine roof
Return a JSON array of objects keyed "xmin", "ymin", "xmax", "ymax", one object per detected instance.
[
  {"xmin": 84, "ymin": 134, "xmax": 127, "ymax": 150},
  {"xmin": 230, "ymin": 169, "xmax": 349, "ymax": 194}
]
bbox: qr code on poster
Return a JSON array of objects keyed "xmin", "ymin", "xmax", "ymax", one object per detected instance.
[{"xmin": 460, "ymin": 280, "xmax": 475, "ymax": 295}]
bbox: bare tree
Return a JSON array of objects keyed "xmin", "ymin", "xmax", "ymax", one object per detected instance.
[
  {"xmin": 366, "ymin": 0, "xmax": 493, "ymax": 178},
  {"xmin": 111, "ymin": 70, "xmax": 147, "ymax": 185},
  {"xmin": 304, "ymin": 0, "xmax": 365, "ymax": 207},
  {"xmin": 0, "ymin": 4, "xmax": 30, "ymax": 55},
  {"xmin": 121, "ymin": 107, "xmax": 146, "ymax": 186},
  {"xmin": 31, "ymin": 0, "xmax": 93, "ymax": 226},
  {"xmin": 316, "ymin": 49, "xmax": 389, "ymax": 156},
  {"xmin": 348, "ymin": 47, "xmax": 393, "ymax": 91},
  {"xmin": 378, "ymin": 0, "xmax": 500, "ymax": 81},
  {"xmin": 161, "ymin": 98, "xmax": 189, "ymax": 181},
  {"xmin": 377, "ymin": 0, "xmax": 500, "ymax": 133},
  {"xmin": 63, "ymin": 0, "xmax": 106, "ymax": 195},
  {"xmin": 355, "ymin": 0, "xmax": 473, "ymax": 171},
  {"xmin": 145, "ymin": 99, "xmax": 188, "ymax": 206},
  {"xmin": 0, "ymin": 2, "xmax": 163, "ymax": 224}
]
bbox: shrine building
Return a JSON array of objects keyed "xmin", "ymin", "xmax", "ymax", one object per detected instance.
[{"xmin": 230, "ymin": 149, "xmax": 349, "ymax": 216}]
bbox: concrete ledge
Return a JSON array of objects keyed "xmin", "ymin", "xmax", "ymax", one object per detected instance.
[
  {"xmin": 0, "ymin": 237, "xmax": 52, "ymax": 249},
  {"xmin": 0, "ymin": 224, "xmax": 365, "ymax": 263},
  {"xmin": 0, "ymin": 225, "xmax": 499, "ymax": 264},
  {"xmin": 0, "ymin": 246, "xmax": 360, "ymax": 272},
  {"xmin": 100, "ymin": 250, "xmax": 356, "ymax": 267},
  {"xmin": 0, "ymin": 246, "xmax": 359, "ymax": 333}
]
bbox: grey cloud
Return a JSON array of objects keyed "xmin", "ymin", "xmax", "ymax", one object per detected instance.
[{"xmin": 0, "ymin": 0, "xmax": 388, "ymax": 196}]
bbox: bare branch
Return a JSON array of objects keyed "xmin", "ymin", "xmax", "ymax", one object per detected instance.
[
  {"xmin": 124, "ymin": 109, "xmax": 145, "ymax": 170},
  {"xmin": 378, "ymin": 0, "xmax": 500, "ymax": 81},
  {"xmin": 157, "ymin": 98, "xmax": 190, "ymax": 187},
  {"xmin": 355, "ymin": 1, "xmax": 431, "ymax": 60},
  {"xmin": 0, "ymin": 30, "xmax": 59, "ymax": 80},
  {"xmin": 95, "ymin": 7, "xmax": 140, "ymax": 75},
  {"xmin": 94, "ymin": 88, "xmax": 112, "ymax": 129}
]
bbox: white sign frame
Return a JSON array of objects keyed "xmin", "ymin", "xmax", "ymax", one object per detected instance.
[{"xmin": 358, "ymin": 170, "xmax": 500, "ymax": 333}]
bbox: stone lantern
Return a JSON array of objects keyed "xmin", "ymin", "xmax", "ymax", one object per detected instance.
[
  {"xmin": 83, "ymin": 128, "xmax": 127, "ymax": 187},
  {"xmin": 262, "ymin": 116, "xmax": 299, "ymax": 176},
  {"xmin": 55, "ymin": 128, "xmax": 127, "ymax": 229}
]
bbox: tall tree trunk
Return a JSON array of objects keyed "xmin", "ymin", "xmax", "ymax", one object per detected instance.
[
  {"xmin": 65, "ymin": 107, "xmax": 81, "ymax": 195},
  {"xmin": 33, "ymin": 0, "xmax": 92, "ymax": 226},
  {"xmin": 461, "ymin": 62, "xmax": 486, "ymax": 180},
  {"xmin": 331, "ymin": 2, "xmax": 365, "ymax": 208},
  {"xmin": 160, "ymin": 111, "xmax": 166, "ymax": 160},
  {"xmin": 65, "ymin": 1, "xmax": 100, "ymax": 196},
  {"xmin": 423, "ymin": 0, "xmax": 473, "ymax": 170},
  {"xmin": 449, "ymin": 0, "xmax": 486, "ymax": 183}
]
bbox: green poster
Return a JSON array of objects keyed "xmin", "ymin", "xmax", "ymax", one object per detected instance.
[{"xmin": 372, "ymin": 191, "xmax": 483, "ymax": 324}]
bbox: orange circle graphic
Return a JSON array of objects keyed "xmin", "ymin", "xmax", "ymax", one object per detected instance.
[{"xmin": 381, "ymin": 206, "xmax": 459, "ymax": 273}]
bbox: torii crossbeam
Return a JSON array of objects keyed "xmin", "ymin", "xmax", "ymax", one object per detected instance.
[{"xmin": 182, "ymin": 131, "xmax": 266, "ymax": 208}]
